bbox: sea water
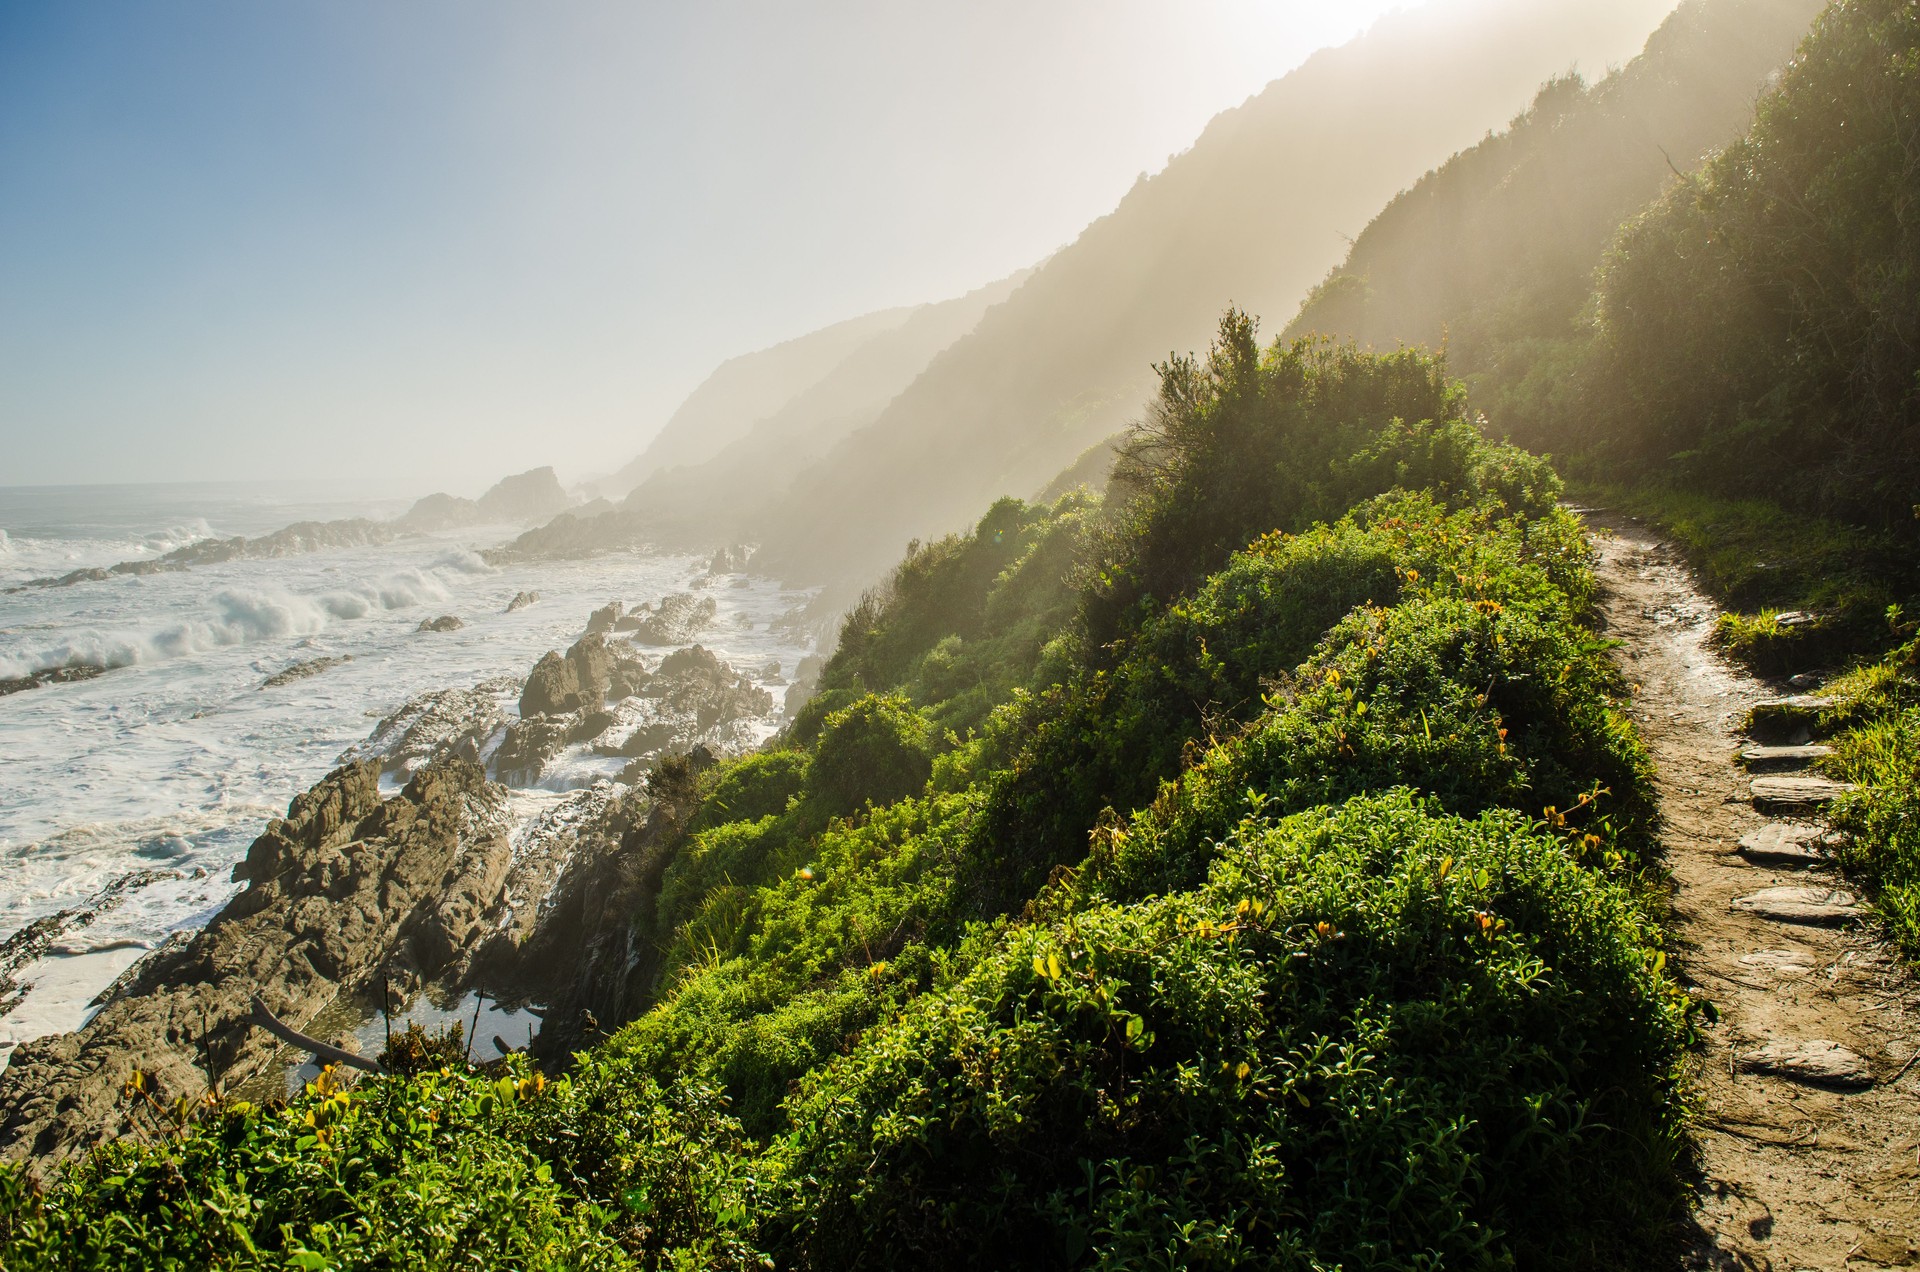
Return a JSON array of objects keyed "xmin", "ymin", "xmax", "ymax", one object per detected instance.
[{"xmin": 0, "ymin": 482, "xmax": 817, "ymax": 1069}]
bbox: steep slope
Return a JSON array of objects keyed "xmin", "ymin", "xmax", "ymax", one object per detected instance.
[
  {"xmin": 746, "ymin": 0, "xmax": 1686, "ymax": 594},
  {"xmin": 615, "ymin": 271, "xmax": 1028, "ymax": 545},
  {"xmin": 1284, "ymin": 0, "xmax": 1825, "ymax": 438},
  {"xmin": 595, "ymin": 305, "xmax": 917, "ymax": 500}
]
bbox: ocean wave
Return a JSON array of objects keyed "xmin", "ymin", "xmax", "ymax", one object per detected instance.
[{"xmin": 0, "ymin": 564, "xmax": 469, "ymax": 677}]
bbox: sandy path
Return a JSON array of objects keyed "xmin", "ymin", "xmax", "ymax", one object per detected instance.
[{"xmin": 1584, "ymin": 513, "xmax": 1920, "ymax": 1269}]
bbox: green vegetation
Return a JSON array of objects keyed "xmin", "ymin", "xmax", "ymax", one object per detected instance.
[{"xmin": 1, "ymin": 326, "xmax": 1695, "ymax": 1268}]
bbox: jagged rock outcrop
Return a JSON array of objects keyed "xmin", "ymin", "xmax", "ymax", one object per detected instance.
[
  {"xmin": 627, "ymin": 593, "xmax": 718, "ymax": 646},
  {"xmin": 599, "ymin": 646, "xmax": 773, "ymax": 766},
  {"xmin": 395, "ymin": 468, "xmax": 573, "ymax": 534},
  {"xmin": 506, "ymin": 590, "xmax": 540, "ymax": 613},
  {"xmin": 416, "ymin": 615, "xmax": 464, "ymax": 633},
  {"xmin": 341, "ymin": 681, "xmax": 514, "ymax": 777},
  {"xmin": 517, "ymin": 633, "xmax": 637, "ymax": 718},
  {"xmin": 585, "ymin": 601, "xmax": 624, "ymax": 635},
  {"xmin": 514, "ymin": 750, "xmax": 716, "ymax": 1060},
  {"xmin": 0, "ymin": 664, "xmax": 107, "ymax": 697},
  {"xmin": 0, "ymin": 760, "xmax": 511, "ymax": 1167},
  {"xmin": 261, "ymin": 655, "xmax": 352, "ymax": 689}
]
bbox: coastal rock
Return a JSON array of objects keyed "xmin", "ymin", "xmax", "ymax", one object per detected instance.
[
  {"xmin": 0, "ymin": 664, "xmax": 108, "ymax": 697},
  {"xmin": 475, "ymin": 467, "xmax": 571, "ymax": 524},
  {"xmin": 0, "ymin": 760, "xmax": 512, "ymax": 1167},
  {"xmin": 628, "ymin": 593, "xmax": 718, "ymax": 645},
  {"xmin": 708, "ymin": 544, "xmax": 755, "ymax": 574},
  {"xmin": 492, "ymin": 716, "xmax": 579, "ymax": 787},
  {"xmin": 261, "ymin": 655, "xmax": 352, "ymax": 689},
  {"xmin": 596, "ymin": 646, "xmax": 774, "ymax": 765},
  {"xmin": 585, "ymin": 601, "xmax": 624, "ymax": 635},
  {"xmin": 506, "ymin": 590, "xmax": 540, "ymax": 613},
  {"xmin": 393, "ymin": 492, "xmax": 479, "ymax": 532},
  {"xmin": 518, "ymin": 633, "xmax": 632, "ymax": 718},
  {"xmin": 520, "ymin": 652, "xmax": 583, "ymax": 717},
  {"xmin": 416, "ymin": 615, "xmax": 464, "ymax": 633},
  {"xmin": 340, "ymin": 683, "xmax": 511, "ymax": 778}
]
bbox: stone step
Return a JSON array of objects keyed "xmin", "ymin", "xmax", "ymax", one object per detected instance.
[
  {"xmin": 1737, "ymin": 743, "xmax": 1834, "ymax": 770},
  {"xmin": 1750, "ymin": 774, "xmax": 1854, "ymax": 813},
  {"xmin": 1736, "ymin": 822, "xmax": 1840, "ymax": 866},
  {"xmin": 1746, "ymin": 695, "xmax": 1829, "ymax": 743},
  {"xmin": 1731, "ymin": 885, "xmax": 1864, "ymax": 926},
  {"xmin": 1737, "ymin": 1039, "xmax": 1873, "ymax": 1090},
  {"xmin": 1738, "ymin": 949, "xmax": 1817, "ymax": 977}
]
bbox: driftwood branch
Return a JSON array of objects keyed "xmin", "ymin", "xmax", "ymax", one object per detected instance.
[{"xmin": 248, "ymin": 995, "xmax": 384, "ymax": 1074}]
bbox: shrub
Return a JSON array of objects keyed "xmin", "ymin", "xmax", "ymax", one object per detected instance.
[
  {"xmin": 773, "ymin": 793, "xmax": 1690, "ymax": 1271},
  {"xmin": 808, "ymin": 694, "xmax": 935, "ymax": 815}
]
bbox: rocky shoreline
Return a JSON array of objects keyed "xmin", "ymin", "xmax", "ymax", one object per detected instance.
[{"xmin": 0, "ymin": 584, "xmax": 809, "ymax": 1169}]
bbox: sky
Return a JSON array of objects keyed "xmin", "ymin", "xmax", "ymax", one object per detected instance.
[{"xmin": 0, "ymin": 1, "xmax": 1410, "ymax": 495}]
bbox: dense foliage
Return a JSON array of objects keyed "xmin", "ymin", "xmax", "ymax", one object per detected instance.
[{"xmin": 2, "ymin": 329, "xmax": 1691, "ymax": 1269}]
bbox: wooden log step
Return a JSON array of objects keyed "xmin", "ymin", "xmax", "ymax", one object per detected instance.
[
  {"xmin": 1751, "ymin": 774, "xmax": 1854, "ymax": 813},
  {"xmin": 1731, "ymin": 885, "xmax": 1863, "ymax": 927},
  {"xmin": 1736, "ymin": 822, "xmax": 1840, "ymax": 865}
]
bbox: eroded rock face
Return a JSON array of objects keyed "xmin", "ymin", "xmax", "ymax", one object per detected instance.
[
  {"xmin": 341, "ymin": 683, "xmax": 512, "ymax": 778},
  {"xmin": 0, "ymin": 760, "xmax": 512, "ymax": 1167},
  {"xmin": 518, "ymin": 634, "xmax": 637, "ymax": 718}
]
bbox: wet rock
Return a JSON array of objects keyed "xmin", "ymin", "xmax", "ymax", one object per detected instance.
[
  {"xmin": 0, "ymin": 664, "xmax": 109, "ymax": 697},
  {"xmin": 1731, "ymin": 885, "xmax": 1864, "ymax": 926},
  {"xmin": 1736, "ymin": 1039, "xmax": 1873, "ymax": 1090},
  {"xmin": 261, "ymin": 655, "xmax": 352, "ymax": 689},
  {"xmin": 519, "ymin": 633, "xmax": 630, "ymax": 718},
  {"xmin": 1750, "ymin": 774, "xmax": 1854, "ymax": 813},
  {"xmin": 506, "ymin": 590, "xmax": 540, "ymax": 613},
  {"xmin": 493, "ymin": 716, "xmax": 577, "ymax": 787},
  {"xmin": 0, "ymin": 760, "xmax": 512, "ymax": 1167},
  {"xmin": 1736, "ymin": 822, "xmax": 1839, "ymax": 865},
  {"xmin": 417, "ymin": 615, "xmax": 464, "ymax": 633},
  {"xmin": 520, "ymin": 652, "xmax": 583, "ymax": 717},
  {"xmin": 708, "ymin": 544, "xmax": 755, "ymax": 574},
  {"xmin": 627, "ymin": 593, "xmax": 718, "ymax": 645},
  {"xmin": 585, "ymin": 601, "xmax": 624, "ymax": 635},
  {"xmin": 594, "ymin": 647, "xmax": 773, "ymax": 767},
  {"xmin": 341, "ymin": 684, "xmax": 511, "ymax": 778}
]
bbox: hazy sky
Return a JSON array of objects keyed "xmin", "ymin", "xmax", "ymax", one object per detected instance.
[{"xmin": 0, "ymin": 1, "xmax": 1420, "ymax": 494}]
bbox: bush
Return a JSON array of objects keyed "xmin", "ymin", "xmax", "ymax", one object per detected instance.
[
  {"xmin": 808, "ymin": 694, "xmax": 935, "ymax": 815},
  {"xmin": 773, "ymin": 793, "xmax": 1690, "ymax": 1271}
]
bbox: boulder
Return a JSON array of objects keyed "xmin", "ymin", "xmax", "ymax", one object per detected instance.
[
  {"xmin": 585, "ymin": 601, "xmax": 625, "ymax": 635},
  {"xmin": 417, "ymin": 615, "xmax": 464, "ymax": 633},
  {"xmin": 520, "ymin": 652, "xmax": 583, "ymax": 717},
  {"xmin": 506, "ymin": 590, "xmax": 540, "ymax": 613}
]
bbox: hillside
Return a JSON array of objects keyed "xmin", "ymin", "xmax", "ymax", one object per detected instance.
[
  {"xmin": 1284, "ymin": 0, "xmax": 1827, "ymax": 433},
  {"xmin": 593, "ymin": 305, "xmax": 917, "ymax": 501},
  {"xmin": 610, "ymin": 271, "xmax": 1028, "ymax": 546}
]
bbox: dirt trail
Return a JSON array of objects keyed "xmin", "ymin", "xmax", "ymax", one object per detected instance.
[{"xmin": 1584, "ymin": 512, "xmax": 1920, "ymax": 1270}]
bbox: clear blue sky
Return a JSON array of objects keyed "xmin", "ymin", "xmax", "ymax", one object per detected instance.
[{"xmin": 0, "ymin": 1, "xmax": 1406, "ymax": 493}]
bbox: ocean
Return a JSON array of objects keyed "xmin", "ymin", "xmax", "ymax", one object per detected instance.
[{"xmin": 0, "ymin": 482, "xmax": 817, "ymax": 1070}]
